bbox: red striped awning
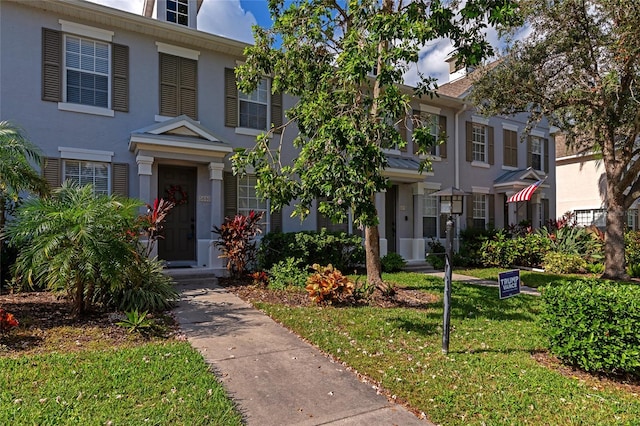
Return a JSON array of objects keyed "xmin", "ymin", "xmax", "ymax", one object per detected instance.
[{"xmin": 507, "ymin": 179, "xmax": 544, "ymax": 203}]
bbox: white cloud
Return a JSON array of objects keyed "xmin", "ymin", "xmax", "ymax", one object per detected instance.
[
  {"xmin": 404, "ymin": 39, "xmax": 454, "ymax": 87},
  {"xmin": 86, "ymin": 0, "xmax": 257, "ymax": 43}
]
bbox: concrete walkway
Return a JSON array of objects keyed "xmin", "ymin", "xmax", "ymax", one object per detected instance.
[{"xmin": 172, "ymin": 276, "xmax": 432, "ymax": 426}]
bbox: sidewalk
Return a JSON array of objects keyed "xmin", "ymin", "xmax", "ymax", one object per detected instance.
[{"xmin": 173, "ymin": 277, "xmax": 432, "ymax": 426}]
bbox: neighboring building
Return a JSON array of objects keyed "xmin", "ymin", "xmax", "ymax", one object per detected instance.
[
  {"xmin": 0, "ymin": 0, "xmax": 555, "ymax": 272},
  {"xmin": 555, "ymin": 137, "xmax": 638, "ymax": 230}
]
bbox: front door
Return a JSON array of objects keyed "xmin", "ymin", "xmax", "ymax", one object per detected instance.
[
  {"xmin": 158, "ymin": 165, "xmax": 197, "ymax": 265},
  {"xmin": 385, "ymin": 185, "xmax": 398, "ymax": 253}
]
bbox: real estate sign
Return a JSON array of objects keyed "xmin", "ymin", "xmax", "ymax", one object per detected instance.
[{"xmin": 498, "ymin": 269, "xmax": 520, "ymax": 299}]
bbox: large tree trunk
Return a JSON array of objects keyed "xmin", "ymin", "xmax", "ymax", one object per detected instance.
[
  {"xmin": 602, "ymin": 181, "xmax": 629, "ymax": 280},
  {"xmin": 365, "ymin": 224, "xmax": 393, "ymax": 294}
]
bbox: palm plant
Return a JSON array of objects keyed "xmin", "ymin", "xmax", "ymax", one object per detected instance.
[
  {"xmin": 6, "ymin": 182, "xmax": 141, "ymax": 315},
  {"xmin": 0, "ymin": 121, "xmax": 49, "ymax": 287}
]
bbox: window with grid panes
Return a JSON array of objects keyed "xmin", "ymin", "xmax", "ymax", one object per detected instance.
[
  {"xmin": 472, "ymin": 124, "xmax": 487, "ymax": 162},
  {"xmin": 239, "ymin": 78, "xmax": 269, "ymax": 130},
  {"xmin": 531, "ymin": 136, "xmax": 543, "ymax": 171},
  {"xmin": 238, "ymin": 175, "xmax": 269, "ymax": 231},
  {"xmin": 65, "ymin": 35, "xmax": 109, "ymax": 108},
  {"xmin": 167, "ymin": 0, "xmax": 189, "ymax": 26},
  {"xmin": 64, "ymin": 160, "xmax": 110, "ymax": 195},
  {"xmin": 423, "ymin": 190, "xmax": 438, "ymax": 238},
  {"xmin": 473, "ymin": 194, "xmax": 487, "ymax": 229}
]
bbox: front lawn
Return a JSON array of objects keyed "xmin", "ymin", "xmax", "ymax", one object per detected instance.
[
  {"xmin": 454, "ymin": 267, "xmax": 590, "ymax": 288},
  {"xmin": 251, "ymin": 272, "xmax": 640, "ymax": 425},
  {"xmin": 0, "ymin": 342, "xmax": 242, "ymax": 425}
]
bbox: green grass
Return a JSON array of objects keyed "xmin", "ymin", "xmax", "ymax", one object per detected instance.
[
  {"xmin": 454, "ymin": 267, "xmax": 590, "ymax": 288},
  {"xmin": 255, "ymin": 272, "xmax": 640, "ymax": 425},
  {"xmin": 0, "ymin": 342, "xmax": 242, "ymax": 425}
]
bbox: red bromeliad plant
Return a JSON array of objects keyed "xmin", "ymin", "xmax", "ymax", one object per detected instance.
[
  {"xmin": 0, "ymin": 308, "xmax": 19, "ymax": 333},
  {"xmin": 136, "ymin": 198, "xmax": 175, "ymax": 256},
  {"xmin": 213, "ymin": 211, "xmax": 264, "ymax": 278}
]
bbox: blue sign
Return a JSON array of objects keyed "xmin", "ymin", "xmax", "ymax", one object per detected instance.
[{"xmin": 498, "ymin": 269, "xmax": 520, "ymax": 299}]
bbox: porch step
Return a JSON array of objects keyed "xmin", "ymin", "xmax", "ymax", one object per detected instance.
[
  {"xmin": 164, "ymin": 268, "xmax": 219, "ymax": 287},
  {"xmin": 401, "ymin": 261, "xmax": 437, "ymax": 273}
]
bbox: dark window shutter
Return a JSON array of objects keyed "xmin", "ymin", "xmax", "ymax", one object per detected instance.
[
  {"xmin": 112, "ymin": 43, "xmax": 129, "ymax": 112},
  {"xmin": 271, "ymin": 90, "xmax": 283, "ymax": 134},
  {"xmin": 42, "ymin": 157, "xmax": 61, "ymax": 188},
  {"xmin": 527, "ymin": 136, "xmax": 532, "ymax": 168},
  {"xmin": 542, "ymin": 199, "xmax": 550, "ymax": 226},
  {"xmin": 488, "ymin": 126, "xmax": 495, "ymax": 165},
  {"xmin": 466, "ymin": 196, "xmax": 474, "ymax": 229},
  {"xmin": 488, "ymin": 194, "xmax": 495, "ymax": 227},
  {"xmin": 544, "ymin": 138, "xmax": 550, "ymax": 172},
  {"xmin": 465, "ymin": 121, "xmax": 473, "ymax": 162},
  {"xmin": 42, "ymin": 28, "xmax": 62, "ymax": 102},
  {"xmin": 503, "ymin": 129, "xmax": 518, "ymax": 167},
  {"xmin": 527, "ymin": 201, "xmax": 533, "ymax": 224},
  {"xmin": 112, "ymin": 163, "xmax": 129, "ymax": 197},
  {"xmin": 439, "ymin": 115, "xmax": 447, "ymax": 158},
  {"xmin": 270, "ymin": 208, "xmax": 282, "ymax": 233},
  {"xmin": 159, "ymin": 53, "xmax": 178, "ymax": 116},
  {"xmin": 180, "ymin": 57, "xmax": 198, "ymax": 119},
  {"xmin": 224, "ymin": 68, "xmax": 238, "ymax": 127},
  {"xmin": 223, "ymin": 171, "xmax": 237, "ymax": 220}
]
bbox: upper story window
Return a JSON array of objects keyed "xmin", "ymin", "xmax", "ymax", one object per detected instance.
[
  {"xmin": 472, "ymin": 124, "xmax": 487, "ymax": 163},
  {"xmin": 65, "ymin": 36, "xmax": 110, "ymax": 108},
  {"xmin": 167, "ymin": 0, "xmax": 189, "ymax": 26},
  {"xmin": 225, "ymin": 68, "xmax": 283, "ymax": 135},
  {"xmin": 42, "ymin": 24, "xmax": 129, "ymax": 116},
  {"xmin": 239, "ymin": 78, "xmax": 269, "ymax": 130},
  {"xmin": 530, "ymin": 136, "xmax": 543, "ymax": 171},
  {"xmin": 64, "ymin": 160, "xmax": 110, "ymax": 195},
  {"xmin": 412, "ymin": 110, "xmax": 447, "ymax": 158},
  {"xmin": 466, "ymin": 120, "xmax": 494, "ymax": 165}
]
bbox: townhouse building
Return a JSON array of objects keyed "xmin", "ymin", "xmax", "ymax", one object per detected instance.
[{"xmin": 0, "ymin": 0, "xmax": 555, "ymax": 272}]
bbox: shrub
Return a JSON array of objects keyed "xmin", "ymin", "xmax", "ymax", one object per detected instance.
[
  {"xmin": 426, "ymin": 238, "xmax": 446, "ymax": 270},
  {"xmin": 541, "ymin": 279, "xmax": 640, "ymax": 377},
  {"xmin": 268, "ymin": 257, "xmax": 308, "ymax": 290},
  {"xmin": 625, "ymin": 230, "xmax": 640, "ymax": 269},
  {"xmin": 458, "ymin": 227, "xmax": 497, "ymax": 266},
  {"xmin": 305, "ymin": 264, "xmax": 354, "ymax": 303},
  {"xmin": 481, "ymin": 231, "xmax": 551, "ymax": 268},
  {"xmin": 213, "ymin": 211, "xmax": 264, "ymax": 278},
  {"xmin": 381, "ymin": 253, "xmax": 406, "ymax": 272},
  {"xmin": 0, "ymin": 308, "xmax": 19, "ymax": 333},
  {"xmin": 258, "ymin": 230, "xmax": 364, "ymax": 271},
  {"xmin": 543, "ymin": 252, "xmax": 587, "ymax": 274},
  {"xmin": 250, "ymin": 271, "xmax": 269, "ymax": 286}
]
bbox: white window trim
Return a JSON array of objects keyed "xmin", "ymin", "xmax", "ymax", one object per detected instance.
[
  {"xmin": 471, "ymin": 186, "xmax": 490, "ymax": 194},
  {"xmin": 419, "ymin": 104, "xmax": 441, "ymax": 115},
  {"xmin": 237, "ymin": 78, "xmax": 271, "ymax": 132},
  {"xmin": 502, "ymin": 123, "xmax": 519, "ymax": 131},
  {"xmin": 531, "ymin": 135, "xmax": 544, "ymax": 171},
  {"xmin": 502, "ymin": 165, "xmax": 518, "ymax": 171},
  {"xmin": 59, "ymin": 20, "xmax": 113, "ymax": 42},
  {"xmin": 156, "ymin": 42, "xmax": 200, "ymax": 60},
  {"xmin": 472, "ymin": 115, "xmax": 490, "ymax": 125},
  {"xmin": 62, "ymin": 159, "xmax": 112, "ymax": 195},
  {"xmin": 471, "ymin": 123, "xmax": 489, "ymax": 164},
  {"xmin": 471, "ymin": 161, "xmax": 491, "ymax": 169},
  {"xmin": 61, "ymin": 34, "xmax": 113, "ymax": 116},
  {"xmin": 59, "ymin": 147, "xmax": 114, "ymax": 162},
  {"xmin": 530, "ymin": 129, "xmax": 545, "ymax": 138}
]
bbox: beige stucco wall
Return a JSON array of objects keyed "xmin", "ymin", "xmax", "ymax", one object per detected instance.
[{"xmin": 556, "ymin": 158, "xmax": 606, "ymax": 215}]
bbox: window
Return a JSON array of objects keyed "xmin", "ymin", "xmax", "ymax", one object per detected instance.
[
  {"xmin": 423, "ymin": 190, "xmax": 438, "ymax": 238},
  {"xmin": 238, "ymin": 175, "xmax": 269, "ymax": 231},
  {"xmin": 64, "ymin": 160, "xmax": 110, "ymax": 195},
  {"xmin": 65, "ymin": 35, "xmax": 109, "ymax": 108},
  {"xmin": 472, "ymin": 124, "xmax": 487, "ymax": 162},
  {"xmin": 628, "ymin": 210, "xmax": 638, "ymax": 230},
  {"xmin": 473, "ymin": 194, "xmax": 486, "ymax": 229},
  {"xmin": 167, "ymin": 0, "xmax": 189, "ymax": 26},
  {"xmin": 239, "ymin": 78, "xmax": 269, "ymax": 130},
  {"xmin": 530, "ymin": 136, "xmax": 543, "ymax": 171},
  {"xmin": 575, "ymin": 209, "xmax": 606, "ymax": 227}
]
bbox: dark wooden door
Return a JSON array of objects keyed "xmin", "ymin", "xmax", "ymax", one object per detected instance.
[
  {"xmin": 158, "ymin": 165, "xmax": 197, "ymax": 264},
  {"xmin": 385, "ymin": 185, "xmax": 398, "ymax": 253}
]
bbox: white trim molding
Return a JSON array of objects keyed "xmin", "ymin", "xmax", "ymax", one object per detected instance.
[
  {"xmin": 502, "ymin": 123, "xmax": 518, "ymax": 131},
  {"xmin": 419, "ymin": 104, "xmax": 442, "ymax": 115},
  {"xmin": 471, "ymin": 115, "xmax": 490, "ymax": 125},
  {"xmin": 471, "ymin": 186, "xmax": 490, "ymax": 194},
  {"xmin": 58, "ymin": 102, "xmax": 114, "ymax": 117},
  {"xmin": 59, "ymin": 20, "xmax": 114, "ymax": 41},
  {"xmin": 59, "ymin": 147, "xmax": 114, "ymax": 162},
  {"xmin": 155, "ymin": 42, "xmax": 200, "ymax": 60}
]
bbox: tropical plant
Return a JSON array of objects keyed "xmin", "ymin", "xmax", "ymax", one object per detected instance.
[
  {"xmin": 212, "ymin": 210, "xmax": 264, "ymax": 278},
  {"xmin": 0, "ymin": 121, "xmax": 49, "ymax": 287},
  {"xmin": 268, "ymin": 257, "xmax": 308, "ymax": 290},
  {"xmin": 136, "ymin": 198, "xmax": 175, "ymax": 257},
  {"xmin": 0, "ymin": 308, "xmax": 19, "ymax": 334},
  {"xmin": 380, "ymin": 253, "xmax": 406, "ymax": 273},
  {"xmin": 471, "ymin": 0, "xmax": 640, "ymax": 279},
  {"xmin": 305, "ymin": 264, "xmax": 354, "ymax": 304},
  {"xmin": 116, "ymin": 309, "xmax": 154, "ymax": 335},
  {"xmin": 6, "ymin": 182, "xmax": 141, "ymax": 315},
  {"xmin": 232, "ymin": 0, "xmax": 519, "ymax": 292}
]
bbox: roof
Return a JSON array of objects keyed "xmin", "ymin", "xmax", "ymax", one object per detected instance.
[
  {"xmin": 436, "ymin": 60, "xmax": 501, "ymax": 99},
  {"xmin": 385, "ymin": 156, "xmax": 421, "ymax": 171}
]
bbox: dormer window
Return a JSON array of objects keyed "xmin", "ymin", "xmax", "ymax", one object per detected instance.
[{"xmin": 167, "ymin": 0, "xmax": 189, "ymax": 26}]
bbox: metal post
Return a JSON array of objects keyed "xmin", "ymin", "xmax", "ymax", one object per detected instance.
[{"xmin": 442, "ymin": 215, "xmax": 454, "ymax": 354}]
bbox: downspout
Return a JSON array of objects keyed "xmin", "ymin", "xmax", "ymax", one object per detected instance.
[{"xmin": 454, "ymin": 103, "xmax": 468, "ymax": 252}]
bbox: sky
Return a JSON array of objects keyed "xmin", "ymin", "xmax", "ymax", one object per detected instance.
[{"xmin": 86, "ymin": 0, "xmax": 515, "ymax": 86}]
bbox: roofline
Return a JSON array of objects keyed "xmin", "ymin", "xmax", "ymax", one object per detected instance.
[{"xmin": 10, "ymin": 0, "xmax": 249, "ymax": 57}]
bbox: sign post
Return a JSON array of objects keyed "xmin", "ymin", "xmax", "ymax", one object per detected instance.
[{"xmin": 498, "ymin": 269, "xmax": 520, "ymax": 299}]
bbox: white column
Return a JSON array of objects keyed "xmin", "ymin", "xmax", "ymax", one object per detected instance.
[
  {"xmin": 506, "ymin": 192, "xmax": 517, "ymax": 226},
  {"xmin": 412, "ymin": 183, "xmax": 426, "ymax": 261},
  {"xmin": 532, "ymin": 193, "xmax": 542, "ymax": 229},
  {"xmin": 375, "ymin": 191, "xmax": 387, "ymax": 256},
  {"xmin": 208, "ymin": 162, "xmax": 225, "ymax": 269},
  {"xmin": 136, "ymin": 155, "xmax": 154, "ymax": 204}
]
